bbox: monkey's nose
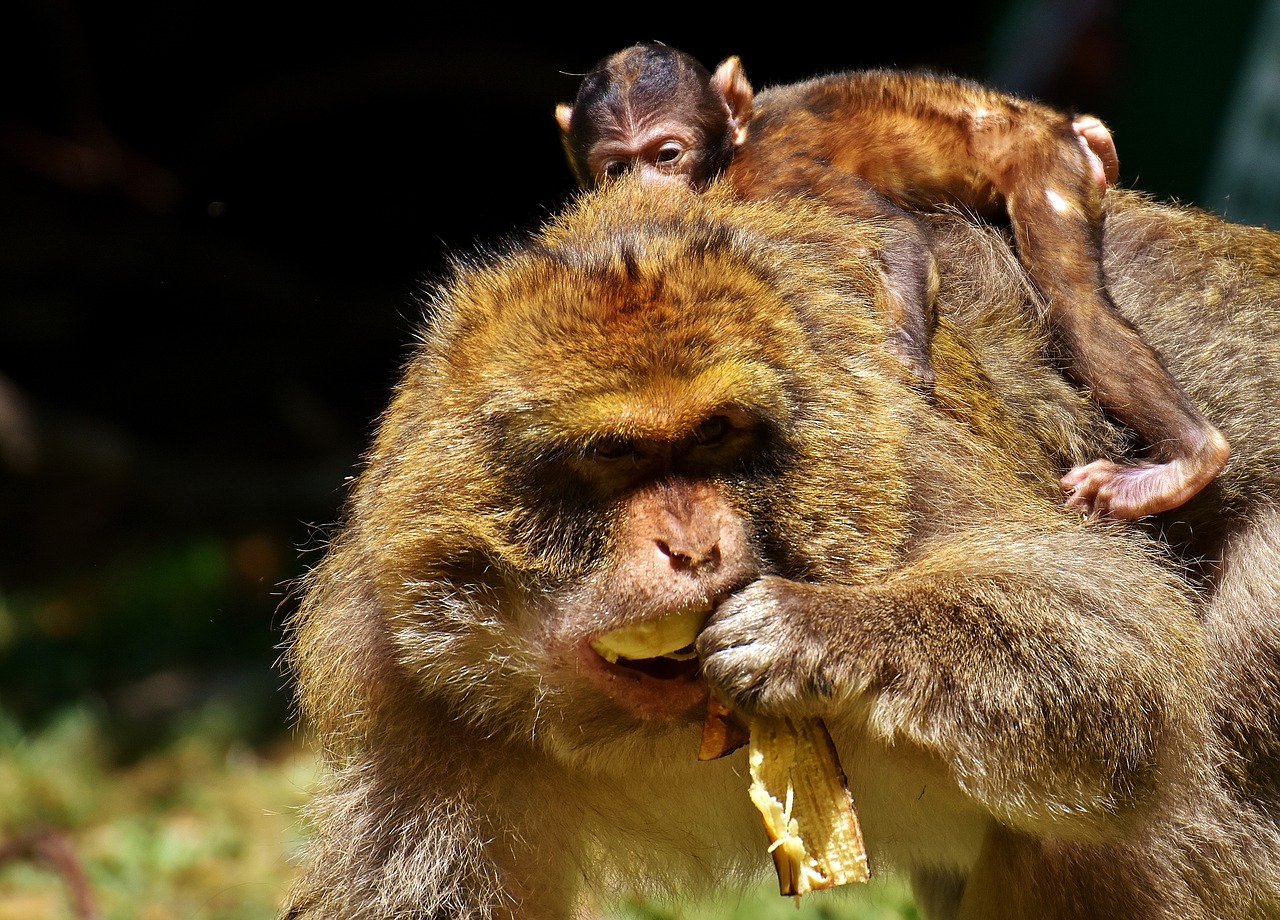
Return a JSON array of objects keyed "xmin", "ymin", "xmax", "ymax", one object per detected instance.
[{"xmin": 655, "ymin": 538, "xmax": 721, "ymax": 572}]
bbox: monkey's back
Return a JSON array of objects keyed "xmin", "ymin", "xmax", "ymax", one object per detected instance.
[{"xmin": 731, "ymin": 69, "xmax": 1077, "ymax": 215}]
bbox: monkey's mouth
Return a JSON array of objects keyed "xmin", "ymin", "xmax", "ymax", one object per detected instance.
[
  {"xmin": 595, "ymin": 644, "xmax": 701, "ymax": 681},
  {"xmin": 583, "ymin": 606, "xmax": 711, "ymax": 717}
]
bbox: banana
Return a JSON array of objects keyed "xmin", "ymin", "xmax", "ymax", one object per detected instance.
[
  {"xmin": 698, "ymin": 695, "xmax": 750, "ymax": 760},
  {"xmin": 596, "ymin": 609, "xmax": 870, "ymax": 897},
  {"xmin": 589, "ymin": 605, "xmax": 709, "ymax": 662}
]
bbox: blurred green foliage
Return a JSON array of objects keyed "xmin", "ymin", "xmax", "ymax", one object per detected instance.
[
  {"xmin": 0, "ymin": 705, "xmax": 311, "ymax": 920},
  {"xmin": 0, "ymin": 533, "xmax": 295, "ymax": 754},
  {"xmin": 0, "ymin": 534, "xmax": 309, "ymax": 914},
  {"xmin": 0, "ymin": 703, "xmax": 919, "ymax": 919},
  {"xmin": 0, "ymin": 535, "xmax": 923, "ymax": 917},
  {"xmin": 606, "ymin": 882, "xmax": 920, "ymax": 919}
]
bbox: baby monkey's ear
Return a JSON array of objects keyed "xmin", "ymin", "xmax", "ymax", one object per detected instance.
[{"xmin": 710, "ymin": 56, "xmax": 754, "ymax": 147}]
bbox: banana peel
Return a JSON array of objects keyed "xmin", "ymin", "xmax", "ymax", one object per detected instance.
[
  {"xmin": 593, "ymin": 613, "xmax": 870, "ymax": 896},
  {"xmin": 701, "ymin": 702, "xmax": 870, "ymax": 896}
]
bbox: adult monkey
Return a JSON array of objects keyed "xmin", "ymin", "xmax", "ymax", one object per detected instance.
[
  {"xmin": 281, "ymin": 177, "xmax": 1280, "ymax": 919},
  {"xmin": 555, "ymin": 43, "xmax": 1230, "ymax": 522}
]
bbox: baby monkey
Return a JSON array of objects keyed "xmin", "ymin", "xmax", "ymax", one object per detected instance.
[{"xmin": 555, "ymin": 43, "xmax": 1230, "ymax": 520}]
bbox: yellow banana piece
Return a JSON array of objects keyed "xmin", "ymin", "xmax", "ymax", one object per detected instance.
[
  {"xmin": 596, "ymin": 610, "xmax": 870, "ymax": 897},
  {"xmin": 590, "ymin": 606, "xmax": 709, "ymax": 662}
]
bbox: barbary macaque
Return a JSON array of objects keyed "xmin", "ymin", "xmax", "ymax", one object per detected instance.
[
  {"xmin": 554, "ymin": 43, "xmax": 1230, "ymax": 521},
  {"xmin": 282, "ymin": 175, "xmax": 1280, "ymax": 919}
]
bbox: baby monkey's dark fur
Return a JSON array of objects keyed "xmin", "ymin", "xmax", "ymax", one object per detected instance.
[{"xmin": 556, "ymin": 42, "xmax": 1230, "ymax": 520}]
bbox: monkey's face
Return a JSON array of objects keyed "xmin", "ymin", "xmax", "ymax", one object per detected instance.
[
  {"xmin": 555, "ymin": 44, "xmax": 739, "ymax": 190},
  {"xmin": 561, "ymin": 101, "xmax": 728, "ymax": 190},
  {"xmin": 457, "ymin": 255, "xmax": 799, "ymax": 734},
  {"xmin": 370, "ymin": 180, "xmax": 913, "ymax": 756},
  {"xmin": 587, "ymin": 126, "xmax": 711, "ymax": 188}
]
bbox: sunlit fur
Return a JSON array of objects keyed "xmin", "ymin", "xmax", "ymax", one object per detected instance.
[{"xmin": 283, "ymin": 177, "xmax": 1280, "ymax": 919}]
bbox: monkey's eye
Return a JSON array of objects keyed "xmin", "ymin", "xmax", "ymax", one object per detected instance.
[
  {"xmin": 602, "ymin": 160, "xmax": 631, "ymax": 180},
  {"xmin": 692, "ymin": 414, "xmax": 731, "ymax": 447},
  {"xmin": 589, "ymin": 436, "xmax": 636, "ymax": 460},
  {"xmin": 655, "ymin": 142, "xmax": 684, "ymax": 166}
]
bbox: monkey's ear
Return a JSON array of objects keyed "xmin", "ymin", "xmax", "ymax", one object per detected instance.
[
  {"xmin": 555, "ymin": 103, "xmax": 574, "ymax": 136},
  {"xmin": 711, "ymin": 56, "xmax": 754, "ymax": 146},
  {"xmin": 875, "ymin": 242, "xmax": 939, "ymax": 396}
]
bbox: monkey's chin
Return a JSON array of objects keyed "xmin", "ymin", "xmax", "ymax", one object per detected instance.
[{"xmin": 578, "ymin": 636, "xmax": 709, "ymax": 722}]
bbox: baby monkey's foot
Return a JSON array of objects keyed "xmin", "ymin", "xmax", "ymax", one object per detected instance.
[
  {"xmin": 1061, "ymin": 431, "xmax": 1230, "ymax": 519},
  {"xmin": 1073, "ymin": 115, "xmax": 1119, "ymax": 193}
]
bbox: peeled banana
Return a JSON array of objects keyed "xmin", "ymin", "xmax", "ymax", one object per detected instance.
[{"xmin": 589, "ymin": 605, "xmax": 709, "ymax": 663}]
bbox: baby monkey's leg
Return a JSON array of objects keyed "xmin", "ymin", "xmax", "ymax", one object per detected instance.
[{"xmin": 988, "ymin": 111, "xmax": 1228, "ymax": 518}]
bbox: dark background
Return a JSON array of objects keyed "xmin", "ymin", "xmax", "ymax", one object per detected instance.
[{"xmin": 0, "ymin": 1, "xmax": 1271, "ymax": 751}]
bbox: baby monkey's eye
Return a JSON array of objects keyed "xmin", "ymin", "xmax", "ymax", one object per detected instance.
[
  {"xmin": 602, "ymin": 160, "xmax": 631, "ymax": 179},
  {"xmin": 693, "ymin": 414, "xmax": 731, "ymax": 447},
  {"xmin": 655, "ymin": 142, "xmax": 684, "ymax": 164}
]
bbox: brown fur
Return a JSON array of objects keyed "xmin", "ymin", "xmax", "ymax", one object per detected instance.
[
  {"xmin": 556, "ymin": 45, "xmax": 1231, "ymax": 520},
  {"xmin": 282, "ymin": 178, "xmax": 1280, "ymax": 918}
]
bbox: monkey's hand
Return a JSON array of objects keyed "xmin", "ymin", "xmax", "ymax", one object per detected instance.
[
  {"xmin": 1072, "ymin": 115, "xmax": 1119, "ymax": 192},
  {"xmin": 701, "ymin": 527, "xmax": 1202, "ymax": 838},
  {"xmin": 698, "ymin": 581, "xmax": 872, "ymax": 898},
  {"xmin": 698, "ymin": 576, "xmax": 835, "ymax": 718}
]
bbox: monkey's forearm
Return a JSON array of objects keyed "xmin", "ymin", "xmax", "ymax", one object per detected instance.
[{"xmin": 698, "ymin": 528, "xmax": 1204, "ymax": 833}]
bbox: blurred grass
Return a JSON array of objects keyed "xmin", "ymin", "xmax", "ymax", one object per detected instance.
[
  {"xmin": 0, "ymin": 703, "xmax": 919, "ymax": 920},
  {"xmin": 604, "ymin": 878, "xmax": 920, "ymax": 919},
  {"xmin": 0, "ymin": 532, "xmax": 308, "ymax": 918},
  {"xmin": 0, "ymin": 705, "xmax": 314, "ymax": 920},
  {"xmin": 0, "ymin": 535, "xmax": 292, "ymax": 750}
]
